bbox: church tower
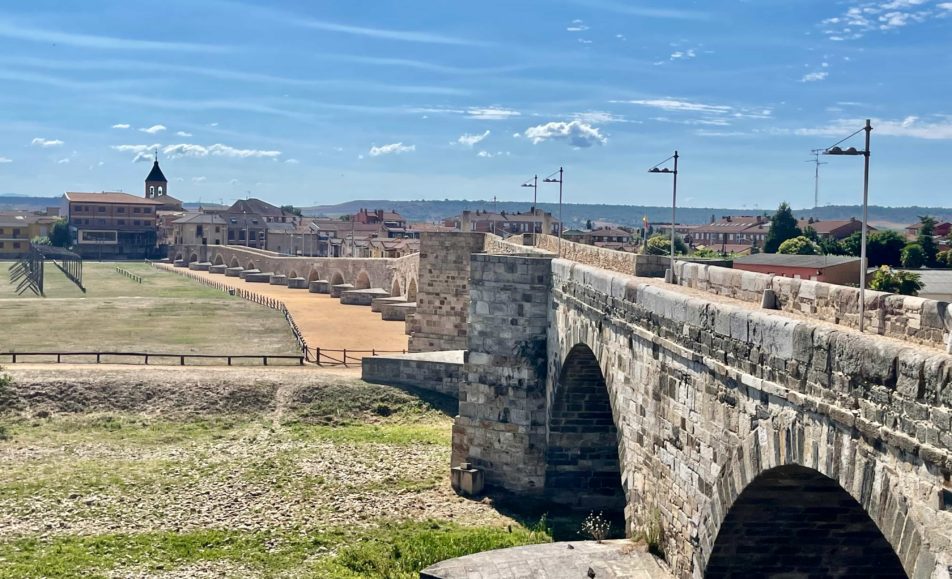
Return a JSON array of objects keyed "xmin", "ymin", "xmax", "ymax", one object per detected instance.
[{"xmin": 145, "ymin": 151, "xmax": 168, "ymax": 199}]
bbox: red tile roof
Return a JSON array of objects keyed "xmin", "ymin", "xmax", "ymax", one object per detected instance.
[{"xmin": 65, "ymin": 192, "xmax": 164, "ymax": 205}]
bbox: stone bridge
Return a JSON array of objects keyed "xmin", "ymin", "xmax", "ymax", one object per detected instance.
[
  {"xmin": 172, "ymin": 244, "xmax": 419, "ymax": 299},
  {"xmin": 378, "ymin": 233, "xmax": 952, "ymax": 578}
]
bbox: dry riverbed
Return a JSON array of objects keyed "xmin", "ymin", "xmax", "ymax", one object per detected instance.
[{"xmin": 0, "ymin": 366, "xmax": 550, "ymax": 578}]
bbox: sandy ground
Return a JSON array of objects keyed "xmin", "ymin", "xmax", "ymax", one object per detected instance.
[{"xmin": 158, "ymin": 266, "xmax": 409, "ymax": 355}]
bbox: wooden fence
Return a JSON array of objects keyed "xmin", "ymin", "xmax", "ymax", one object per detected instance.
[
  {"xmin": 0, "ymin": 351, "xmax": 305, "ymax": 366},
  {"xmin": 309, "ymin": 347, "xmax": 407, "ymax": 367},
  {"xmin": 115, "ymin": 266, "xmax": 142, "ymax": 283}
]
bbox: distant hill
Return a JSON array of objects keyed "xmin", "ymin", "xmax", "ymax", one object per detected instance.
[
  {"xmin": 305, "ymin": 200, "xmax": 952, "ymax": 230},
  {"xmin": 4, "ymin": 195, "xmax": 949, "ymax": 231}
]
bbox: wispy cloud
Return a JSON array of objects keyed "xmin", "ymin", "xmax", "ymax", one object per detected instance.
[
  {"xmin": 163, "ymin": 143, "xmax": 282, "ymax": 159},
  {"xmin": 369, "ymin": 143, "xmax": 415, "ymax": 156},
  {"xmin": 284, "ymin": 158, "xmax": 300, "ymax": 164},
  {"xmin": 0, "ymin": 156, "xmax": 12, "ymax": 164},
  {"xmin": 111, "ymin": 123, "xmax": 130, "ymax": 129},
  {"xmin": 467, "ymin": 107, "xmax": 521, "ymax": 120},
  {"xmin": 457, "ymin": 130, "xmax": 491, "ymax": 147},
  {"xmin": 192, "ymin": 176, "xmax": 207, "ymax": 183},
  {"xmin": 476, "ymin": 150, "xmax": 510, "ymax": 158},
  {"xmin": 670, "ymin": 49, "xmax": 696, "ymax": 60},
  {"xmin": 567, "ymin": 19, "xmax": 590, "ymax": 31},
  {"xmin": 57, "ymin": 157, "xmax": 70, "ymax": 164},
  {"xmin": 176, "ymin": 131, "xmax": 192, "ymax": 137},
  {"xmin": 801, "ymin": 71, "xmax": 829, "ymax": 82},
  {"xmin": 820, "ymin": 0, "xmax": 943, "ymax": 41},
  {"xmin": 572, "ymin": 111, "xmax": 630, "ymax": 124},
  {"xmin": 0, "ymin": 18, "xmax": 227, "ymax": 53},
  {"xmin": 793, "ymin": 115, "xmax": 952, "ymax": 140},
  {"xmin": 139, "ymin": 124, "xmax": 167, "ymax": 134},
  {"xmin": 564, "ymin": 0, "xmax": 709, "ymax": 20},
  {"xmin": 31, "ymin": 137, "xmax": 64, "ymax": 147},
  {"xmin": 524, "ymin": 120, "xmax": 607, "ymax": 147},
  {"xmin": 613, "ymin": 98, "xmax": 732, "ymax": 114}
]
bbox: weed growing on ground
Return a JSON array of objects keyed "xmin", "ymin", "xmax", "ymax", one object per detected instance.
[
  {"xmin": 580, "ymin": 511, "xmax": 611, "ymax": 543},
  {"xmin": 641, "ymin": 507, "xmax": 665, "ymax": 560}
]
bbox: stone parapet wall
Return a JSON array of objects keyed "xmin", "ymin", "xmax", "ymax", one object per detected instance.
[
  {"xmin": 408, "ymin": 232, "xmax": 487, "ymax": 353},
  {"xmin": 675, "ymin": 261, "xmax": 951, "ymax": 350},
  {"xmin": 549, "ymin": 258, "xmax": 952, "ymax": 578},
  {"xmin": 361, "ymin": 351, "xmax": 464, "ymax": 398},
  {"xmin": 483, "ymin": 234, "xmax": 552, "ymax": 256},
  {"xmin": 529, "ymin": 233, "xmax": 675, "ymax": 278}
]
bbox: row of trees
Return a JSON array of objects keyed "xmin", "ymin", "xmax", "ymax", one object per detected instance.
[{"xmin": 765, "ymin": 204, "xmax": 951, "ymax": 268}]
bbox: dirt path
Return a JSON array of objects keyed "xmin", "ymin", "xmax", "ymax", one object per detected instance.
[{"xmin": 156, "ymin": 265, "xmax": 409, "ymax": 354}]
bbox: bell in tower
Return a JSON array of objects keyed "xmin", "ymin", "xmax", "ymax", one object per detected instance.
[{"xmin": 145, "ymin": 150, "xmax": 168, "ymax": 199}]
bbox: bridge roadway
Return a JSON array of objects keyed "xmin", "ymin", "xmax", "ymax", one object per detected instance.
[{"xmin": 161, "ymin": 266, "xmax": 409, "ymax": 355}]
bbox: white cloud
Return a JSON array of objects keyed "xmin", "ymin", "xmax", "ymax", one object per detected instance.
[
  {"xmin": 192, "ymin": 176, "xmax": 207, "ymax": 183},
  {"xmin": 578, "ymin": 38, "xmax": 593, "ymax": 44},
  {"xmin": 457, "ymin": 130, "xmax": 491, "ymax": 147},
  {"xmin": 788, "ymin": 115, "xmax": 952, "ymax": 140},
  {"xmin": 111, "ymin": 123, "xmax": 130, "ymax": 129},
  {"xmin": 176, "ymin": 131, "xmax": 192, "ymax": 137},
  {"xmin": 801, "ymin": 71, "xmax": 829, "ymax": 82},
  {"xmin": 284, "ymin": 158, "xmax": 300, "ymax": 164},
  {"xmin": 573, "ymin": 111, "xmax": 629, "ymax": 124},
  {"xmin": 139, "ymin": 124, "xmax": 166, "ymax": 134},
  {"xmin": 523, "ymin": 120, "xmax": 607, "ymax": 147},
  {"xmin": 939, "ymin": 2, "xmax": 952, "ymax": 8},
  {"xmin": 162, "ymin": 143, "xmax": 282, "ymax": 159},
  {"xmin": 467, "ymin": 106, "xmax": 520, "ymax": 120},
  {"xmin": 567, "ymin": 19, "xmax": 589, "ymax": 31},
  {"xmin": 133, "ymin": 152, "xmax": 153, "ymax": 163},
  {"xmin": 369, "ymin": 142, "xmax": 415, "ymax": 156},
  {"xmin": 616, "ymin": 33, "xmax": 627, "ymax": 40},
  {"xmin": 31, "ymin": 137, "xmax": 64, "ymax": 147},
  {"xmin": 670, "ymin": 49, "xmax": 696, "ymax": 60},
  {"xmin": 112, "ymin": 143, "xmax": 160, "ymax": 163},
  {"xmin": 57, "ymin": 157, "xmax": 70, "ymax": 164},
  {"xmin": 476, "ymin": 150, "xmax": 510, "ymax": 158},
  {"xmin": 0, "ymin": 156, "xmax": 12, "ymax": 163},
  {"xmin": 820, "ymin": 0, "xmax": 940, "ymax": 40},
  {"xmin": 614, "ymin": 98, "xmax": 732, "ymax": 114}
]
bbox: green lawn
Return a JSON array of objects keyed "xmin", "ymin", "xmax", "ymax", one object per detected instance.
[{"xmin": 0, "ymin": 262, "xmax": 300, "ymax": 359}]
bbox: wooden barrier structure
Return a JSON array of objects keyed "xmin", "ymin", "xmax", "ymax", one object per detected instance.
[{"xmin": 1, "ymin": 351, "xmax": 305, "ymax": 366}]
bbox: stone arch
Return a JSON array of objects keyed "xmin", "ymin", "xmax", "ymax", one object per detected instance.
[
  {"xmin": 391, "ymin": 277, "xmax": 402, "ymax": 297},
  {"xmin": 406, "ymin": 277, "xmax": 418, "ymax": 302},
  {"xmin": 705, "ymin": 465, "xmax": 907, "ymax": 578},
  {"xmin": 308, "ymin": 269, "xmax": 322, "ymax": 283},
  {"xmin": 246, "ymin": 261, "xmax": 256, "ymax": 271},
  {"xmin": 188, "ymin": 253, "xmax": 198, "ymax": 263},
  {"xmin": 230, "ymin": 257, "xmax": 240, "ymax": 268},
  {"xmin": 330, "ymin": 271, "xmax": 345, "ymax": 286},
  {"xmin": 354, "ymin": 270, "xmax": 371, "ymax": 289},
  {"xmin": 544, "ymin": 343, "xmax": 626, "ymax": 514},
  {"xmin": 174, "ymin": 253, "xmax": 183, "ymax": 262},
  {"xmin": 213, "ymin": 254, "xmax": 224, "ymax": 266},
  {"xmin": 289, "ymin": 270, "xmax": 299, "ymax": 280}
]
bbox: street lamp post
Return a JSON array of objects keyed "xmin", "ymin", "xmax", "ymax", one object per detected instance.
[
  {"xmin": 822, "ymin": 119, "xmax": 872, "ymax": 332},
  {"xmin": 543, "ymin": 167, "xmax": 563, "ymax": 255},
  {"xmin": 521, "ymin": 175, "xmax": 538, "ymax": 232},
  {"xmin": 648, "ymin": 150, "xmax": 679, "ymax": 283}
]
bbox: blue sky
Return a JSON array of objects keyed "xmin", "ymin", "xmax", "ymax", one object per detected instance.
[{"xmin": 1, "ymin": 0, "xmax": 950, "ymax": 209}]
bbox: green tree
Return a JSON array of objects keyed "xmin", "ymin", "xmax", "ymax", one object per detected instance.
[
  {"xmin": 646, "ymin": 234, "xmax": 687, "ymax": 256},
  {"xmin": 938, "ymin": 250, "xmax": 952, "ymax": 268},
  {"xmin": 764, "ymin": 202, "xmax": 801, "ymax": 253},
  {"xmin": 841, "ymin": 231, "xmax": 862, "ymax": 257},
  {"xmin": 281, "ymin": 204, "xmax": 303, "ymax": 217},
  {"xmin": 868, "ymin": 266, "xmax": 923, "ymax": 296},
  {"xmin": 49, "ymin": 219, "xmax": 71, "ymax": 247},
  {"xmin": 916, "ymin": 216, "xmax": 938, "ymax": 267},
  {"xmin": 778, "ymin": 235, "xmax": 821, "ymax": 255},
  {"xmin": 901, "ymin": 243, "xmax": 925, "ymax": 268},
  {"xmin": 585, "ymin": 219, "xmax": 593, "ymax": 230},
  {"xmin": 692, "ymin": 247, "xmax": 720, "ymax": 258},
  {"xmin": 30, "ymin": 236, "xmax": 51, "ymax": 246},
  {"xmin": 866, "ymin": 230, "xmax": 906, "ymax": 267},
  {"xmin": 818, "ymin": 237, "xmax": 844, "ymax": 256},
  {"xmin": 802, "ymin": 226, "xmax": 819, "ymax": 242}
]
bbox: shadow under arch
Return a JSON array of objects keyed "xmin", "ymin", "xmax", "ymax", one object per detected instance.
[
  {"xmin": 173, "ymin": 253, "xmax": 183, "ymax": 262},
  {"xmin": 307, "ymin": 269, "xmax": 322, "ymax": 283},
  {"xmin": 407, "ymin": 278, "xmax": 418, "ymax": 301},
  {"xmin": 213, "ymin": 254, "xmax": 224, "ymax": 265},
  {"xmin": 355, "ymin": 270, "xmax": 371, "ymax": 289},
  {"xmin": 188, "ymin": 253, "xmax": 198, "ymax": 263},
  {"xmin": 545, "ymin": 343, "xmax": 626, "ymax": 514},
  {"xmin": 330, "ymin": 271, "xmax": 345, "ymax": 286},
  {"xmin": 245, "ymin": 261, "xmax": 256, "ymax": 271},
  {"xmin": 391, "ymin": 277, "xmax": 402, "ymax": 297},
  {"xmin": 288, "ymin": 270, "xmax": 299, "ymax": 280},
  {"xmin": 705, "ymin": 464, "xmax": 907, "ymax": 578},
  {"xmin": 230, "ymin": 257, "xmax": 240, "ymax": 268}
]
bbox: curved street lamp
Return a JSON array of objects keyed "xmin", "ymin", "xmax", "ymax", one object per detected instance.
[
  {"xmin": 521, "ymin": 175, "xmax": 539, "ymax": 233},
  {"xmin": 648, "ymin": 150, "xmax": 679, "ymax": 283},
  {"xmin": 821, "ymin": 119, "xmax": 872, "ymax": 332},
  {"xmin": 543, "ymin": 167, "xmax": 564, "ymax": 254}
]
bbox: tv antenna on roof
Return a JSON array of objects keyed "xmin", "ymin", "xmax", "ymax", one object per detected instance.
[{"xmin": 807, "ymin": 149, "xmax": 829, "ymax": 209}]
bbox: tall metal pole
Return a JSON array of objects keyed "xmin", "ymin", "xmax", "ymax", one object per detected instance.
[
  {"xmin": 859, "ymin": 119, "xmax": 872, "ymax": 332},
  {"xmin": 533, "ymin": 175, "xmax": 538, "ymax": 209},
  {"xmin": 670, "ymin": 151, "xmax": 679, "ymax": 282},
  {"xmin": 558, "ymin": 167, "xmax": 564, "ymax": 256}
]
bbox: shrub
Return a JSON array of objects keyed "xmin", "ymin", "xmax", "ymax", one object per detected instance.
[
  {"xmin": 580, "ymin": 511, "xmax": 611, "ymax": 543},
  {"xmin": 778, "ymin": 236, "xmax": 821, "ymax": 255},
  {"xmin": 901, "ymin": 243, "xmax": 925, "ymax": 269},
  {"xmin": 868, "ymin": 266, "xmax": 923, "ymax": 296},
  {"xmin": 645, "ymin": 234, "xmax": 687, "ymax": 256}
]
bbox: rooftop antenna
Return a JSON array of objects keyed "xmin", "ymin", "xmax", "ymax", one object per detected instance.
[{"xmin": 807, "ymin": 150, "xmax": 828, "ymax": 209}]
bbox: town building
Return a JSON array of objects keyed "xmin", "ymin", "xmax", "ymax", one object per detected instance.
[
  {"xmin": 443, "ymin": 208, "xmax": 560, "ymax": 236},
  {"xmin": 64, "ymin": 192, "xmax": 163, "ymax": 258},
  {"xmin": 0, "ymin": 212, "xmax": 58, "ymax": 258},
  {"xmin": 220, "ymin": 198, "xmax": 291, "ymax": 249},
  {"xmin": 692, "ymin": 215, "xmax": 769, "ymax": 253},
  {"xmin": 144, "ymin": 157, "xmax": 183, "ymax": 213},
  {"xmin": 905, "ymin": 221, "xmax": 952, "ymax": 240},
  {"xmin": 171, "ymin": 213, "xmax": 226, "ymax": 246},
  {"xmin": 732, "ymin": 254, "xmax": 862, "ymax": 285},
  {"xmin": 798, "ymin": 217, "xmax": 870, "ymax": 240},
  {"xmin": 562, "ymin": 226, "xmax": 636, "ymax": 251}
]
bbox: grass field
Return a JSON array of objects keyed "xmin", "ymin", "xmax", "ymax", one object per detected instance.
[
  {"xmin": 0, "ymin": 367, "xmax": 551, "ymax": 578},
  {"xmin": 0, "ymin": 262, "xmax": 300, "ymax": 360}
]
